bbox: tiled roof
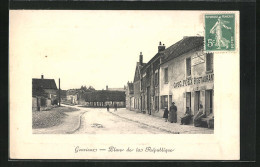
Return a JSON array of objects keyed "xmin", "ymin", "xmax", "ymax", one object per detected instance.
[
  {"xmin": 134, "ymin": 62, "xmax": 146, "ymax": 82},
  {"xmin": 32, "ymin": 79, "xmax": 58, "ymax": 90},
  {"xmin": 161, "ymin": 36, "xmax": 204, "ymax": 64},
  {"xmin": 108, "ymin": 88, "xmax": 125, "ymax": 92}
]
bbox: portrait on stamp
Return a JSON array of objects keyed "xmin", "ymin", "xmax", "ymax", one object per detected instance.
[{"xmin": 205, "ymin": 14, "xmax": 235, "ymax": 51}]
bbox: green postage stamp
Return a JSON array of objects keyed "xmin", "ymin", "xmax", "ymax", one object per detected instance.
[{"xmin": 205, "ymin": 14, "xmax": 235, "ymax": 51}]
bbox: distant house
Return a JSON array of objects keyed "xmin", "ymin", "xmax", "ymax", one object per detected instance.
[
  {"xmin": 66, "ymin": 89, "xmax": 79, "ymax": 105},
  {"xmin": 82, "ymin": 90, "xmax": 126, "ymax": 107},
  {"xmin": 32, "ymin": 75, "xmax": 58, "ymax": 111},
  {"xmin": 132, "ymin": 52, "xmax": 146, "ymax": 112},
  {"xmin": 125, "ymin": 81, "xmax": 134, "ymax": 110}
]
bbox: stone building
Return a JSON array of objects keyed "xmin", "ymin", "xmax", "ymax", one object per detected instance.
[
  {"xmin": 132, "ymin": 52, "xmax": 146, "ymax": 112},
  {"xmin": 127, "ymin": 36, "xmax": 214, "ymax": 126},
  {"xmin": 140, "ymin": 42, "xmax": 165, "ymax": 115},
  {"xmin": 125, "ymin": 81, "xmax": 134, "ymax": 110},
  {"xmin": 159, "ymin": 36, "xmax": 214, "ymax": 122},
  {"xmin": 32, "ymin": 75, "xmax": 58, "ymax": 111}
]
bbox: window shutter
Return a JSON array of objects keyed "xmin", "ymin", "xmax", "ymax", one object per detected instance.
[{"xmin": 186, "ymin": 58, "xmax": 191, "ymax": 76}]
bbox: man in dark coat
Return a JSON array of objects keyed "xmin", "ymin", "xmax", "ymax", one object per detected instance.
[
  {"xmin": 114, "ymin": 103, "xmax": 117, "ymax": 111},
  {"xmin": 169, "ymin": 102, "xmax": 177, "ymax": 123},
  {"xmin": 106, "ymin": 104, "xmax": 110, "ymax": 111},
  {"xmin": 181, "ymin": 107, "xmax": 192, "ymax": 125},
  {"xmin": 163, "ymin": 107, "xmax": 169, "ymax": 122}
]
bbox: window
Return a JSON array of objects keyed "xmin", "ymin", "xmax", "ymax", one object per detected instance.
[
  {"xmin": 186, "ymin": 57, "xmax": 191, "ymax": 77},
  {"xmin": 154, "ymin": 71, "xmax": 159, "ymax": 86},
  {"xmin": 164, "ymin": 68, "xmax": 168, "ymax": 83},
  {"xmin": 161, "ymin": 95, "xmax": 168, "ymax": 109},
  {"xmin": 206, "ymin": 53, "xmax": 214, "ymax": 72},
  {"xmin": 140, "ymin": 78, "xmax": 143, "ymax": 91}
]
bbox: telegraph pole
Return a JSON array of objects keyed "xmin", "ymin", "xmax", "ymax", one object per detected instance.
[{"xmin": 59, "ymin": 78, "xmax": 61, "ymax": 107}]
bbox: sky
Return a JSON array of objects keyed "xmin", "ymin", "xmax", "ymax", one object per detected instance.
[{"xmin": 10, "ymin": 10, "xmax": 204, "ymax": 90}]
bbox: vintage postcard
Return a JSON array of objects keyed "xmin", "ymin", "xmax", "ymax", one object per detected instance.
[{"xmin": 9, "ymin": 10, "xmax": 240, "ymax": 160}]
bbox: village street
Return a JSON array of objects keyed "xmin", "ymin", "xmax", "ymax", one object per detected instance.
[
  {"xmin": 33, "ymin": 104, "xmax": 213, "ymax": 134},
  {"xmin": 64, "ymin": 105, "xmax": 213, "ymax": 134},
  {"xmin": 70, "ymin": 105, "xmax": 170, "ymax": 134}
]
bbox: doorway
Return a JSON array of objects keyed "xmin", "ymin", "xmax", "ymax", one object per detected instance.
[
  {"xmin": 194, "ymin": 91, "xmax": 200, "ymax": 115},
  {"xmin": 205, "ymin": 90, "xmax": 213, "ymax": 116},
  {"xmin": 186, "ymin": 92, "xmax": 191, "ymax": 111},
  {"xmin": 147, "ymin": 86, "xmax": 151, "ymax": 115}
]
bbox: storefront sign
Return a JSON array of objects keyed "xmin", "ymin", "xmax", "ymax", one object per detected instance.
[
  {"xmin": 191, "ymin": 51, "xmax": 205, "ymax": 66},
  {"xmin": 173, "ymin": 73, "xmax": 214, "ymax": 88}
]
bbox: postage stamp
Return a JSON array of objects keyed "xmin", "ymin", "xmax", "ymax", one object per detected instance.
[{"xmin": 205, "ymin": 14, "xmax": 235, "ymax": 51}]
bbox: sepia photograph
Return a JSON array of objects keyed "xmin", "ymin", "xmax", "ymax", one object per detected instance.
[
  {"xmin": 27, "ymin": 11, "xmax": 217, "ymax": 134},
  {"xmin": 9, "ymin": 10, "xmax": 240, "ymax": 160}
]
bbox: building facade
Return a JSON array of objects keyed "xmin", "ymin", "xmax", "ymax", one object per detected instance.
[
  {"xmin": 125, "ymin": 82, "xmax": 134, "ymax": 110},
  {"xmin": 140, "ymin": 42, "xmax": 165, "ymax": 115},
  {"xmin": 126, "ymin": 36, "xmax": 214, "ymax": 125},
  {"xmin": 32, "ymin": 75, "xmax": 58, "ymax": 111},
  {"xmin": 132, "ymin": 52, "xmax": 146, "ymax": 112},
  {"xmin": 160, "ymin": 37, "xmax": 214, "ymax": 122}
]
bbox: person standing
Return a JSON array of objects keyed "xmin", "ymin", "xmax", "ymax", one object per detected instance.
[
  {"xmin": 169, "ymin": 102, "xmax": 177, "ymax": 123},
  {"xmin": 114, "ymin": 103, "xmax": 117, "ymax": 111},
  {"xmin": 106, "ymin": 104, "xmax": 110, "ymax": 111},
  {"xmin": 163, "ymin": 107, "xmax": 169, "ymax": 122}
]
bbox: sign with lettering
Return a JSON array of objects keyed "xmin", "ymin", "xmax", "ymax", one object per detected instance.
[
  {"xmin": 173, "ymin": 73, "xmax": 214, "ymax": 88},
  {"xmin": 191, "ymin": 51, "xmax": 205, "ymax": 66}
]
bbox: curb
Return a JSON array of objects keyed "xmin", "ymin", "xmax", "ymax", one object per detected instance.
[
  {"xmin": 66, "ymin": 111, "xmax": 87, "ymax": 134},
  {"xmin": 108, "ymin": 111, "xmax": 180, "ymax": 134}
]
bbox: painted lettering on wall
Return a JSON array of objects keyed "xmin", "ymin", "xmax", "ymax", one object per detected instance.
[{"xmin": 173, "ymin": 73, "xmax": 214, "ymax": 88}]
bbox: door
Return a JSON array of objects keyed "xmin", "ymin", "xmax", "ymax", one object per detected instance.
[
  {"xmin": 140, "ymin": 96, "xmax": 142, "ymax": 111},
  {"xmin": 205, "ymin": 90, "xmax": 213, "ymax": 116},
  {"xmin": 194, "ymin": 91, "xmax": 200, "ymax": 115},
  {"xmin": 147, "ymin": 86, "xmax": 151, "ymax": 114},
  {"xmin": 186, "ymin": 92, "xmax": 191, "ymax": 110}
]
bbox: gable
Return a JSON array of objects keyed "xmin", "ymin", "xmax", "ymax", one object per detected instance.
[{"xmin": 133, "ymin": 65, "xmax": 141, "ymax": 82}]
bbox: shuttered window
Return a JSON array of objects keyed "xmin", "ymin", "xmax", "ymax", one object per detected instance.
[
  {"xmin": 206, "ymin": 53, "xmax": 213, "ymax": 72},
  {"xmin": 154, "ymin": 71, "xmax": 159, "ymax": 86},
  {"xmin": 186, "ymin": 57, "xmax": 191, "ymax": 77}
]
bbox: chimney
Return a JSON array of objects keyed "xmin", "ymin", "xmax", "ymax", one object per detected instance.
[
  {"xmin": 158, "ymin": 41, "xmax": 166, "ymax": 52},
  {"xmin": 139, "ymin": 52, "xmax": 143, "ymax": 66},
  {"xmin": 106, "ymin": 85, "xmax": 108, "ymax": 90},
  {"xmin": 41, "ymin": 75, "xmax": 44, "ymax": 79}
]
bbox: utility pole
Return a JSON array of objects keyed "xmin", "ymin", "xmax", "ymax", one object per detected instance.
[{"xmin": 59, "ymin": 78, "xmax": 61, "ymax": 107}]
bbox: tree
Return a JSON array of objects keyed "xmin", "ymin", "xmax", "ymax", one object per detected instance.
[
  {"xmin": 80, "ymin": 85, "xmax": 87, "ymax": 92},
  {"xmin": 88, "ymin": 86, "xmax": 95, "ymax": 91}
]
